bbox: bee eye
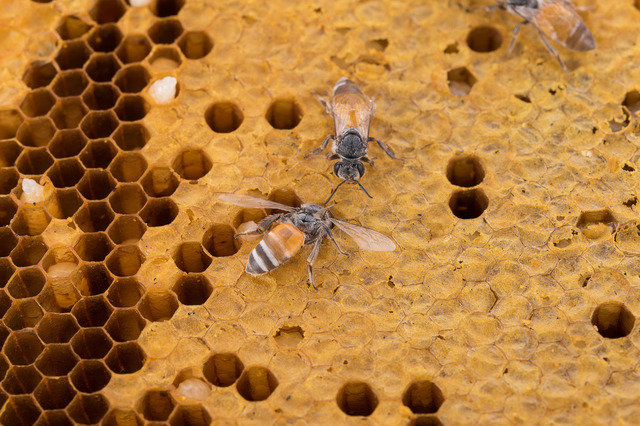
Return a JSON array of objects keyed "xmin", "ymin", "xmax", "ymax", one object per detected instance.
[
  {"xmin": 333, "ymin": 162, "xmax": 342, "ymax": 176},
  {"xmin": 356, "ymin": 162, "xmax": 365, "ymax": 177}
]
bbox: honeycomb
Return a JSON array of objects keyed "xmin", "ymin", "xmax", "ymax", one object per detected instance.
[{"xmin": 1, "ymin": 0, "xmax": 640, "ymax": 424}]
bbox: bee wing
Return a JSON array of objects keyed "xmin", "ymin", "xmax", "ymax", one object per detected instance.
[
  {"xmin": 329, "ymin": 218, "xmax": 396, "ymax": 251},
  {"xmin": 331, "ymin": 92, "xmax": 375, "ymax": 140},
  {"xmin": 218, "ymin": 193, "xmax": 296, "ymax": 212},
  {"xmin": 520, "ymin": 0, "xmax": 594, "ymax": 51}
]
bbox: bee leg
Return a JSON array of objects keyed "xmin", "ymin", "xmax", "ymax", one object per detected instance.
[
  {"xmin": 537, "ymin": 31, "xmax": 569, "ymax": 74},
  {"xmin": 325, "ymin": 228, "xmax": 349, "ymax": 257},
  {"xmin": 369, "ymin": 137, "xmax": 403, "ymax": 161},
  {"xmin": 306, "ymin": 240, "xmax": 323, "ymax": 290},
  {"xmin": 234, "ymin": 214, "xmax": 281, "ymax": 238},
  {"xmin": 506, "ymin": 21, "xmax": 528, "ymax": 58},
  {"xmin": 361, "ymin": 157, "xmax": 375, "ymax": 166},
  {"xmin": 327, "ymin": 153, "xmax": 340, "ymax": 161},
  {"xmin": 304, "ymin": 135, "xmax": 334, "ymax": 159},
  {"xmin": 314, "ymin": 93, "xmax": 332, "ymax": 114}
]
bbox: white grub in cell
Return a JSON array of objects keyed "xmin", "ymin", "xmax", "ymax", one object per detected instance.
[
  {"xmin": 172, "ymin": 379, "xmax": 211, "ymax": 401},
  {"xmin": 129, "ymin": 0, "xmax": 152, "ymax": 6},
  {"xmin": 47, "ymin": 261, "xmax": 78, "ymax": 278},
  {"xmin": 148, "ymin": 76, "xmax": 177, "ymax": 104},
  {"xmin": 20, "ymin": 178, "xmax": 45, "ymax": 204},
  {"xmin": 236, "ymin": 221, "xmax": 262, "ymax": 242}
]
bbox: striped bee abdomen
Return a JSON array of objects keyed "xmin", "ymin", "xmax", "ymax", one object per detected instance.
[{"xmin": 246, "ymin": 223, "xmax": 305, "ymax": 275}]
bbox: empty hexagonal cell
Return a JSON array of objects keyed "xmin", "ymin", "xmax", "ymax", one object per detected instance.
[
  {"xmin": 114, "ymin": 95, "xmax": 150, "ymax": 122},
  {"xmin": 114, "ymin": 65, "xmax": 151, "ymax": 93},
  {"xmin": 108, "ymin": 215, "xmax": 147, "ymax": 245},
  {"xmin": 203, "ymin": 353, "xmax": 244, "ymax": 387},
  {"xmin": 623, "ymin": 89, "xmax": 640, "ymax": 114},
  {"xmin": 138, "ymin": 389, "xmax": 175, "ymax": 421},
  {"xmin": 0, "ymin": 169, "xmax": 19, "ymax": 195},
  {"xmin": 37, "ymin": 411, "xmax": 74, "ymax": 426},
  {"xmin": 77, "ymin": 169, "xmax": 117, "ymax": 200},
  {"xmin": 36, "ymin": 345, "xmax": 78, "ymax": 376},
  {"xmin": 0, "ymin": 196, "xmax": 18, "ymax": 227},
  {"xmin": 109, "ymin": 152, "xmax": 148, "ymax": 183},
  {"xmin": 80, "ymin": 110, "xmax": 119, "ymax": 138},
  {"xmin": 52, "ymin": 70, "xmax": 89, "ymax": 97},
  {"xmin": 205, "ymin": 101, "xmax": 243, "ymax": 133},
  {"xmin": 0, "ymin": 140, "xmax": 23, "ymax": 166},
  {"xmin": 178, "ymin": 31, "xmax": 213, "ymax": 60},
  {"xmin": 75, "ymin": 262, "xmax": 113, "ymax": 296},
  {"xmin": 0, "ymin": 396, "xmax": 41, "ymax": 425},
  {"xmin": 11, "ymin": 205, "xmax": 51, "ymax": 236},
  {"xmin": 4, "ymin": 331, "xmax": 44, "ymax": 365},
  {"xmin": 103, "ymin": 408, "xmax": 144, "ymax": 426},
  {"xmin": 71, "ymin": 295, "xmax": 113, "ymax": 327},
  {"xmin": 149, "ymin": 46, "xmax": 183, "ymax": 70},
  {"xmin": 139, "ymin": 289, "xmax": 178, "ymax": 321},
  {"xmin": 109, "ymin": 183, "xmax": 147, "ymax": 214},
  {"xmin": 116, "ymin": 34, "xmax": 152, "ymax": 64},
  {"xmin": 36, "ymin": 313, "xmax": 79, "ymax": 343},
  {"xmin": 173, "ymin": 242, "xmax": 211, "ymax": 273},
  {"xmin": 266, "ymin": 98, "xmax": 302, "ymax": 130},
  {"xmin": 34, "ymin": 376, "xmax": 76, "ymax": 410},
  {"xmin": 85, "ymin": 52, "xmax": 122, "ymax": 82},
  {"xmin": 202, "ymin": 223, "xmax": 240, "ymax": 257},
  {"xmin": 56, "ymin": 15, "xmax": 92, "ymax": 40},
  {"xmin": 337, "ymin": 381, "xmax": 378, "ymax": 417},
  {"xmin": 107, "ymin": 278, "xmax": 144, "ymax": 308},
  {"xmin": 2, "ymin": 365, "xmax": 42, "ymax": 394},
  {"xmin": 90, "ymin": 0, "xmax": 127, "ymax": 23},
  {"xmin": 71, "ymin": 328, "xmax": 113, "ymax": 359},
  {"xmin": 150, "ymin": 0, "xmax": 184, "ymax": 17},
  {"xmin": 466, "ymin": 26, "xmax": 503, "ymax": 52},
  {"xmin": 448, "ymin": 188, "xmax": 489, "ymax": 219},
  {"xmin": 4, "ymin": 300, "xmax": 44, "ymax": 330},
  {"xmin": 113, "ymin": 122, "xmax": 149, "ymax": 150},
  {"xmin": 0, "ymin": 228, "xmax": 17, "ymax": 256},
  {"xmin": 273, "ymin": 326, "xmax": 304, "ymax": 348},
  {"xmin": 67, "ymin": 393, "xmax": 110, "ymax": 424},
  {"xmin": 446, "ymin": 154, "xmax": 485, "ymax": 187},
  {"xmin": 52, "ymin": 187, "xmax": 83, "ymax": 219},
  {"xmin": 79, "ymin": 139, "xmax": 118, "ymax": 169},
  {"xmin": 172, "ymin": 275, "xmax": 212, "ymax": 306},
  {"xmin": 74, "ymin": 232, "xmax": 114, "ymax": 262},
  {"xmin": 403, "ymin": 380, "xmax": 444, "ymax": 414},
  {"xmin": 23, "ymin": 61, "xmax": 57, "ymax": 89},
  {"xmin": 172, "ymin": 149, "xmax": 212, "ymax": 180},
  {"xmin": 56, "ymin": 40, "xmax": 92, "ymax": 70},
  {"xmin": 50, "ymin": 97, "xmax": 88, "ymax": 129},
  {"xmin": 105, "ymin": 342, "xmax": 145, "ymax": 374},
  {"xmin": 139, "ymin": 197, "xmax": 178, "ymax": 227},
  {"xmin": 105, "ymin": 309, "xmax": 146, "ymax": 341},
  {"xmin": 141, "ymin": 167, "xmax": 179, "ymax": 197},
  {"xmin": 48, "ymin": 129, "xmax": 87, "ymax": 159},
  {"xmin": 592, "ymin": 302, "xmax": 635, "ymax": 339},
  {"xmin": 16, "ymin": 148, "xmax": 54, "ymax": 175},
  {"xmin": 148, "ymin": 18, "xmax": 184, "ymax": 44},
  {"xmin": 0, "ymin": 109, "xmax": 24, "ymax": 141},
  {"xmin": 7, "ymin": 267, "xmax": 45, "ymax": 299},
  {"xmin": 19, "ymin": 89, "xmax": 55, "ymax": 118},
  {"xmin": 70, "ymin": 360, "xmax": 112, "ymax": 392},
  {"xmin": 16, "ymin": 117, "xmax": 55, "ymax": 147},
  {"xmin": 88, "ymin": 23, "xmax": 123, "ymax": 52},
  {"xmin": 576, "ymin": 209, "xmax": 616, "ymax": 239},
  {"xmin": 448, "ymin": 67, "xmax": 477, "ymax": 97},
  {"xmin": 10, "ymin": 235, "xmax": 47, "ymax": 267},
  {"xmin": 236, "ymin": 366, "xmax": 278, "ymax": 402},
  {"xmin": 47, "ymin": 158, "xmax": 85, "ymax": 188},
  {"xmin": 106, "ymin": 245, "xmax": 145, "ymax": 276},
  {"xmin": 82, "ymin": 83, "xmax": 120, "ymax": 110},
  {"xmin": 74, "ymin": 201, "xmax": 115, "ymax": 232}
]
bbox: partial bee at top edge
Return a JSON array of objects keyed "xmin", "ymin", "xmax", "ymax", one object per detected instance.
[
  {"xmin": 218, "ymin": 193, "xmax": 396, "ymax": 290},
  {"xmin": 305, "ymin": 77, "xmax": 403, "ymax": 203}
]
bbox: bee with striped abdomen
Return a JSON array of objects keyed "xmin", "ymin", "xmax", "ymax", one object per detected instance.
[
  {"xmin": 219, "ymin": 193, "xmax": 396, "ymax": 289},
  {"xmin": 305, "ymin": 77, "xmax": 403, "ymax": 203}
]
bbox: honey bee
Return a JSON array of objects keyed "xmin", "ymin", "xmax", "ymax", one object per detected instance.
[
  {"xmin": 306, "ymin": 77, "xmax": 402, "ymax": 203},
  {"xmin": 491, "ymin": 0, "xmax": 595, "ymax": 72},
  {"xmin": 219, "ymin": 193, "xmax": 396, "ymax": 289}
]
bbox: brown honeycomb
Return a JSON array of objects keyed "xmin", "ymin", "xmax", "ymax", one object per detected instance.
[{"xmin": 1, "ymin": 0, "xmax": 640, "ymax": 424}]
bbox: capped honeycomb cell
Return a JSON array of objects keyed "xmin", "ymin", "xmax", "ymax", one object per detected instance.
[
  {"xmin": 80, "ymin": 110, "xmax": 119, "ymax": 138},
  {"xmin": 114, "ymin": 65, "xmax": 151, "ymax": 94},
  {"xmin": 88, "ymin": 24, "xmax": 123, "ymax": 52},
  {"xmin": 0, "ymin": 109, "xmax": 24, "ymax": 140},
  {"xmin": 202, "ymin": 223, "xmax": 240, "ymax": 257},
  {"xmin": 71, "ymin": 328, "xmax": 113, "ymax": 359},
  {"xmin": 403, "ymin": 380, "xmax": 444, "ymax": 414},
  {"xmin": 0, "ymin": 140, "xmax": 23, "ymax": 166},
  {"xmin": 149, "ymin": 46, "xmax": 183, "ymax": 70},
  {"xmin": 113, "ymin": 122, "xmax": 149, "ymax": 150},
  {"xmin": 114, "ymin": 95, "xmax": 150, "ymax": 122},
  {"xmin": 55, "ymin": 41, "xmax": 92, "ymax": 70},
  {"xmin": 105, "ymin": 309, "xmax": 146, "ymax": 341},
  {"xmin": 20, "ymin": 88, "xmax": 55, "ymax": 118},
  {"xmin": 16, "ymin": 117, "xmax": 55, "ymax": 147},
  {"xmin": 0, "ymin": 168, "xmax": 19, "ymax": 195},
  {"xmin": 107, "ymin": 215, "xmax": 147, "ymax": 244},
  {"xmin": 22, "ymin": 61, "xmax": 57, "ymax": 89},
  {"xmin": 105, "ymin": 342, "xmax": 145, "ymax": 373},
  {"xmin": 107, "ymin": 278, "xmax": 144, "ymax": 307},
  {"xmin": 4, "ymin": 300, "xmax": 43, "ymax": 330},
  {"xmin": 73, "ymin": 232, "xmax": 114, "ymax": 261},
  {"xmin": 110, "ymin": 152, "xmax": 148, "ymax": 182},
  {"xmin": 178, "ymin": 31, "xmax": 213, "ymax": 59},
  {"xmin": 173, "ymin": 242, "xmax": 212, "ymax": 273},
  {"xmin": 56, "ymin": 15, "xmax": 92, "ymax": 40},
  {"xmin": 80, "ymin": 139, "xmax": 118, "ymax": 169},
  {"xmin": 83, "ymin": 83, "xmax": 120, "ymax": 110},
  {"xmin": 448, "ymin": 67, "xmax": 476, "ymax": 96},
  {"xmin": 47, "ymin": 157, "xmax": 85, "ymax": 188},
  {"xmin": 0, "ymin": 228, "xmax": 17, "ymax": 256},
  {"xmin": 33, "ymin": 376, "xmax": 76, "ymax": 409},
  {"xmin": 106, "ymin": 245, "xmax": 145, "ymax": 276},
  {"xmin": 75, "ymin": 262, "xmax": 113, "ymax": 296},
  {"xmin": 449, "ymin": 188, "xmax": 489, "ymax": 219},
  {"xmin": 4, "ymin": 331, "xmax": 44, "ymax": 365},
  {"xmin": 67, "ymin": 393, "xmax": 110, "ymax": 424},
  {"xmin": 72, "ymin": 295, "xmax": 113, "ymax": 327},
  {"xmin": 7, "ymin": 267, "xmax": 46, "ymax": 299},
  {"xmin": 337, "ymin": 382, "xmax": 378, "ymax": 417},
  {"xmin": 0, "ymin": 396, "xmax": 41, "ymax": 426},
  {"xmin": 172, "ymin": 274, "xmax": 212, "ymax": 305},
  {"xmin": 103, "ymin": 409, "xmax": 143, "ymax": 426},
  {"xmin": 138, "ymin": 389, "xmax": 176, "ymax": 421},
  {"xmin": 2, "ymin": 365, "xmax": 42, "ymax": 394},
  {"xmin": 148, "ymin": 18, "xmax": 184, "ymax": 44},
  {"xmin": 0, "ymin": 196, "xmax": 18, "ymax": 226},
  {"xmin": 446, "ymin": 154, "xmax": 485, "ymax": 187},
  {"xmin": 592, "ymin": 302, "xmax": 635, "ymax": 339},
  {"xmin": 141, "ymin": 167, "xmax": 179, "ymax": 197},
  {"xmin": 85, "ymin": 53, "xmax": 122, "ymax": 82},
  {"xmin": 16, "ymin": 148, "xmax": 54, "ymax": 175},
  {"xmin": 467, "ymin": 26, "xmax": 503, "ymax": 52},
  {"xmin": 266, "ymin": 98, "xmax": 303, "ymax": 130},
  {"xmin": 172, "ymin": 149, "xmax": 212, "ymax": 180},
  {"xmin": 150, "ymin": 0, "xmax": 185, "ymax": 17},
  {"xmin": 11, "ymin": 205, "xmax": 51, "ymax": 236},
  {"xmin": 139, "ymin": 197, "xmax": 179, "ymax": 226},
  {"xmin": 36, "ymin": 313, "xmax": 79, "ymax": 343},
  {"xmin": 203, "ymin": 353, "xmax": 244, "ymax": 387},
  {"xmin": 236, "ymin": 366, "xmax": 278, "ymax": 401},
  {"xmin": 77, "ymin": 169, "xmax": 117, "ymax": 200},
  {"xmin": 70, "ymin": 359, "xmax": 112, "ymax": 392},
  {"xmin": 49, "ymin": 98, "xmax": 88, "ymax": 130},
  {"xmin": 74, "ymin": 200, "xmax": 116, "ymax": 232},
  {"xmin": 116, "ymin": 34, "xmax": 152, "ymax": 64},
  {"xmin": 139, "ymin": 289, "xmax": 178, "ymax": 321},
  {"xmin": 49, "ymin": 129, "xmax": 88, "ymax": 158},
  {"xmin": 52, "ymin": 70, "xmax": 89, "ymax": 97},
  {"xmin": 109, "ymin": 183, "xmax": 148, "ymax": 214},
  {"xmin": 205, "ymin": 101, "xmax": 244, "ymax": 133},
  {"xmin": 10, "ymin": 236, "xmax": 48, "ymax": 267},
  {"xmin": 90, "ymin": 0, "xmax": 127, "ymax": 24}
]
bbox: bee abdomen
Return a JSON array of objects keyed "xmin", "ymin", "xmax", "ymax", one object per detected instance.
[
  {"xmin": 245, "ymin": 223, "xmax": 305, "ymax": 276},
  {"xmin": 333, "ymin": 77, "xmax": 363, "ymax": 96},
  {"xmin": 566, "ymin": 21, "xmax": 595, "ymax": 51}
]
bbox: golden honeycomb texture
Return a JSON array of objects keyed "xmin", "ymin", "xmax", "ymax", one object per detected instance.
[{"xmin": 0, "ymin": 0, "xmax": 640, "ymax": 424}]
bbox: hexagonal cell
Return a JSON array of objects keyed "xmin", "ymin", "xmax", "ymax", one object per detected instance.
[
  {"xmin": 113, "ymin": 122, "xmax": 149, "ymax": 150},
  {"xmin": 178, "ymin": 31, "xmax": 213, "ymax": 60},
  {"xmin": 82, "ymin": 83, "xmax": 120, "ymax": 110},
  {"xmin": 0, "ymin": 169, "xmax": 19, "ymax": 195},
  {"xmin": 42, "ymin": 245, "xmax": 78, "ymax": 277},
  {"xmin": 139, "ymin": 197, "xmax": 179, "ymax": 227},
  {"xmin": 107, "ymin": 278, "xmax": 144, "ymax": 308},
  {"xmin": 266, "ymin": 98, "xmax": 302, "ymax": 130},
  {"xmin": 16, "ymin": 148, "xmax": 54, "ymax": 175},
  {"xmin": 71, "ymin": 295, "xmax": 113, "ymax": 327},
  {"xmin": 70, "ymin": 360, "xmax": 112, "ymax": 392},
  {"xmin": 109, "ymin": 152, "xmax": 148, "ymax": 184},
  {"xmin": 109, "ymin": 183, "xmax": 147, "ymax": 214},
  {"xmin": 273, "ymin": 326, "xmax": 304, "ymax": 348},
  {"xmin": 447, "ymin": 67, "xmax": 476, "ymax": 97},
  {"xmin": 141, "ymin": 167, "xmax": 179, "ymax": 197},
  {"xmin": 173, "ymin": 242, "xmax": 211, "ymax": 273},
  {"xmin": 138, "ymin": 389, "xmax": 176, "ymax": 421},
  {"xmin": 19, "ymin": 88, "xmax": 55, "ymax": 118},
  {"xmin": 75, "ymin": 262, "xmax": 113, "ymax": 296},
  {"xmin": 466, "ymin": 26, "xmax": 502, "ymax": 52},
  {"xmin": 105, "ymin": 309, "xmax": 146, "ymax": 341},
  {"xmin": 4, "ymin": 331, "xmax": 44, "ymax": 365},
  {"xmin": 16, "ymin": 117, "xmax": 55, "ymax": 147},
  {"xmin": 79, "ymin": 139, "xmax": 118, "ymax": 169},
  {"xmin": 2, "ymin": 365, "xmax": 42, "ymax": 394},
  {"xmin": 7, "ymin": 267, "xmax": 46, "ymax": 299},
  {"xmin": 52, "ymin": 188, "xmax": 83, "ymax": 219},
  {"xmin": 205, "ymin": 101, "xmax": 244, "ymax": 133},
  {"xmin": 0, "ymin": 228, "xmax": 17, "ymax": 256},
  {"xmin": 409, "ymin": 416, "xmax": 443, "ymax": 426},
  {"xmin": 0, "ymin": 196, "xmax": 18, "ymax": 227},
  {"xmin": 70, "ymin": 328, "xmax": 113, "ymax": 359},
  {"xmin": 576, "ymin": 209, "xmax": 616, "ymax": 239},
  {"xmin": 56, "ymin": 15, "xmax": 92, "ymax": 40},
  {"xmin": 77, "ymin": 169, "xmax": 117, "ymax": 200},
  {"xmin": 172, "ymin": 275, "xmax": 212, "ymax": 306},
  {"xmin": 592, "ymin": 302, "xmax": 635, "ymax": 339},
  {"xmin": 169, "ymin": 405, "xmax": 211, "ymax": 426},
  {"xmin": 446, "ymin": 154, "xmax": 485, "ymax": 187},
  {"xmin": 36, "ymin": 313, "xmax": 79, "ymax": 343},
  {"xmin": 114, "ymin": 95, "xmax": 150, "ymax": 122},
  {"xmin": 138, "ymin": 289, "xmax": 178, "ymax": 321},
  {"xmin": 203, "ymin": 353, "xmax": 244, "ymax": 387},
  {"xmin": 33, "ymin": 376, "xmax": 76, "ymax": 410},
  {"xmin": 623, "ymin": 89, "xmax": 640, "ymax": 114},
  {"xmin": 105, "ymin": 342, "xmax": 145, "ymax": 374},
  {"xmin": 49, "ymin": 98, "xmax": 88, "ymax": 130},
  {"xmin": 80, "ymin": 110, "xmax": 119, "ymax": 138},
  {"xmin": 171, "ymin": 149, "xmax": 212, "ymax": 180},
  {"xmin": 10, "ymin": 236, "xmax": 48, "ymax": 267},
  {"xmin": 148, "ymin": 18, "xmax": 184, "ymax": 44},
  {"xmin": 88, "ymin": 24, "xmax": 123, "ymax": 52},
  {"xmin": 114, "ymin": 65, "xmax": 151, "ymax": 93},
  {"xmin": 47, "ymin": 157, "xmax": 85, "ymax": 188},
  {"xmin": 0, "ymin": 140, "xmax": 23, "ymax": 166},
  {"xmin": 149, "ymin": 46, "xmax": 182, "ymax": 70},
  {"xmin": 11, "ymin": 205, "xmax": 51, "ymax": 236},
  {"xmin": 116, "ymin": 34, "xmax": 153, "ymax": 64},
  {"xmin": 337, "ymin": 381, "xmax": 378, "ymax": 417},
  {"xmin": 23, "ymin": 61, "xmax": 57, "ymax": 89},
  {"xmin": 236, "ymin": 366, "xmax": 278, "ymax": 402},
  {"xmin": 52, "ymin": 70, "xmax": 89, "ymax": 97},
  {"xmin": 0, "ymin": 396, "xmax": 41, "ymax": 425},
  {"xmin": 90, "ymin": 0, "xmax": 127, "ymax": 24},
  {"xmin": 202, "ymin": 223, "xmax": 240, "ymax": 257},
  {"xmin": 106, "ymin": 245, "xmax": 145, "ymax": 276},
  {"xmin": 103, "ymin": 409, "xmax": 144, "ymax": 426},
  {"xmin": 85, "ymin": 52, "xmax": 122, "ymax": 82},
  {"xmin": 150, "ymin": 0, "xmax": 184, "ymax": 16},
  {"xmin": 448, "ymin": 188, "xmax": 489, "ymax": 219},
  {"xmin": 73, "ymin": 232, "xmax": 112, "ymax": 263},
  {"xmin": 4, "ymin": 300, "xmax": 44, "ymax": 330},
  {"xmin": 36, "ymin": 411, "xmax": 74, "ymax": 426},
  {"xmin": 55, "ymin": 40, "xmax": 92, "ymax": 70},
  {"xmin": 403, "ymin": 380, "xmax": 444, "ymax": 414},
  {"xmin": 67, "ymin": 393, "xmax": 110, "ymax": 424},
  {"xmin": 0, "ymin": 109, "xmax": 24, "ymax": 141},
  {"xmin": 36, "ymin": 345, "xmax": 78, "ymax": 376},
  {"xmin": 49, "ymin": 129, "xmax": 87, "ymax": 159},
  {"xmin": 108, "ymin": 215, "xmax": 147, "ymax": 245},
  {"xmin": 73, "ymin": 201, "xmax": 115, "ymax": 233}
]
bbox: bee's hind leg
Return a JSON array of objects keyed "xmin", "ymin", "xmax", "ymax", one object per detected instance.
[
  {"xmin": 369, "ymin": 137, "xmax": 403, "ymax": 161},
  {"xmin": 537, "ymin": 31, "xmax": 569, "ymax": 74},
  {"xmin": 304, "ymin": 135, "xmax": 334, "ymax": 159},
  {"xmin": 306, "ymin": 240, "xmax": 323, "ymax": 290},
  {"xmin": 234, "ymin": 214, "xmax": 281, "ymax": 238},
  {"xmin": 324, "ymin": 227, "xmax": 349, "ymax": 257},
  {"xmin": 506, "ymin": 21, "xmax": 528, "ymax": 58}
]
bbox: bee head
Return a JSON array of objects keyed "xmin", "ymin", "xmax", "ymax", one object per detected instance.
[{"xmin": 334, "ymin": 160, "xmax": 365, "ymax": 182}]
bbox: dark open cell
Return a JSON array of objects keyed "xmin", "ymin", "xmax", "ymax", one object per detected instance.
[
  {"xmin": 446, "ymin": 154, "xmax": 485, "ymax": 187},
  {"xmin": 88, "ymin": 23, "xmax": 124, "ymax": 52},
  {"xmin": 17, "ymin": 117, "xmax": 55, "ymax": 147},
  {"xmin": 52, "ymin": 70, "xmax": 89, "ymax": 97},
  {"xmin": 402, "ymin": 380, "xmax": 444, "ymax": 414},
  {"xmin": 138, "ymin": 389, "xmax": 175, "ymax": 421},
  {"xmin": 74, "ymin": 232, "xmax": 114, "ymax": 262},
  {"xmin": 108, "ymin": 153, "xmax": 149, "ymax": 184},
  {"xmin": 55, "ymin": 40, "xmax": 92, "ymax": 70},
  {"xmin": 236, "ymin": 366, "xmax": 279, "ymax": 401},
  {"xmin": 71, "ymin": 295, "xmax": 113, "ymax": 327},
  {"xmin": 70, "ymin": 360, "xmax": 112, "ymax": 392},
  {"xmin": 105, "ymin": 342, "xmax": 146, "ymax": 374},
  {"xmin": 49, "ymin": 129, "xmax": 88, "ymax": 158},
  {"xmin": 114, "ymin": 65, "xmax": 151, "ymax": 93},
  {"xmin": 2, "ymin": 365, "xmax": 42, "ymax": 394},
  {"xmin": 50, "ymin": 97, "xmax": 88, "ymax": 130},
  {"xmin": 203, "ymin": 353, "xmax": 244, "ymax": 387},
  {"xmin": 77, "ymin": 169, "xmax": 117, "ymax": 200},
  {"xmin": 80, "ymin": 139, "xmax": 118, "ymax": 169},
  {"xmin": 150, "ymin": 0, "xmax": 185, "ymax": 17},
  {"xmin": 141, "ymin": 167, "xmax": 179, "ymax": 197},
  {"xmin": 80, "ymin": 111, "xmax": 120, "ymax": 139},
  {"xmin": 0, "ymin": 169, "xmax": 19, "ymax": 195},
  {"xmin": 447, "ymin": 67, "xmax": 477, "ymax": 97},
  {"xmin": 106, "ymin": 245, "xmax": 145, "ymax": 276},
  {"xmin": 265, "ymin": 98, "xmax": 303, "ymax": 130},
  {"xmin": 107, "ymin": 277, "xmax": 145, "ymax": 307},
  {"xmin": 0, "ymin": 196, "xmax": 18, "ymax": 227},
  {"xmin": 114, "ymin": 95, "xmax": 150, "ymax": 122},
  {"xmin": 85, "ymin": 53, "xmax": 122, "ymax": 82},
  {"xmin": 22, "ymin": 61, "xmax": 57, "ymax": 89},
  {"xmin": 67, "ymin": 393, "xmax": 110, "ymax": 424},
  {"xmin": 173, "ymin": 242, "xmax": 212, "ymax": 273},
  {"xmin": 205, "ymin": 101, "xmax": 244, "ymax": 133},
  {"xmin": 148, "ymin": 18, "xmax": 184, "ymax": 44},
  {"xmin": 19, "ymin": 89, "xmax": 55, "ymax": 118},
  {"xmin": 105, "ymin": 309, "xmax": 146, "ymax": 341},
  {"xmin": 116, "ymin": 34, "xmax": 152, "ymax": 63},
  {"xmin": 139, "ymin": 198, "xmax": 179, "ymax": 227},
  {"xmin": 448, "ymin": 188, "xmax": 489, "ymax": 219},
  {"xmin": 90, "ymin": 0, "xmax": 127, "ymax": 24},
  {"xmin": 47, "ymin": 157, "xmax": 85, "ymax": 188},
  {"xmin": 34, "ymin": 376, "xmax": 76, "ymax": 410},
  {"xmin": 202, "ymin": 223, "xmax": 240, "ymax": 257},
  {"xmin": 16, "ymin": 148, "xmax": 54, "ymax": 175},
  {"xmin": 138, "ymin": 289, "xmax": 178, "ymax": 321},
  {"xmin": 336, "ymin": 381, "xmax": 379, "ymax": 416},
  {"xmin": 0, "ymin": 140, "xmax": 23, "ymax": 167},
  {"xmin": 83, "ymin": 83, "xmax": 121, "ymax": 110},
  {"xmin": 0, "ymin": 109, "xmax": 24, "ymax": 140},
  {"xmin": 178, "ymin": 31, "xmax": 213, "ymax": 59},
  {"xmin": 113, "ymin": 122, "xmax": 150, "ymax": 150},
  {"xmin": 36, "ymin": 313, "xmax": 79, "ymax": 344},
  {"xmin": 171, "ymin": 149, "xmax": 212, "ymax": 180},
  {"xmin": 108, "ymin": 183, "xmax": 147, "ymax": 214},
  {"xmin": 10, "ymin": 236, "xmax": 48, "ymax": 267},
  {"xmin": 466, "ymin": 26, "xmax": 503, "ymax": 52},
  {"xmin": 592, "ymin": 302, "xmax": 635, "ymax": 339},
  {"xmin": 56, "ymin": 15, "xmax": 93, "ymax": 40},
  {"xmin": 70, "ymin": 328, "xmax": 113, "ymax": 359},
  {"xmin": 0, "ymin": 396, "xmax": 41, "ymax": 426},
  {"xmin": 74, "ymin": 201, "xmax": 116, "ymax": 233},
  {"xmin": 172, "ymin": 274, "xmax": 212, "ymax": 305},
  {"xmin": 4, "ymin": 331, "xmax": 44, "ymax": 365}
]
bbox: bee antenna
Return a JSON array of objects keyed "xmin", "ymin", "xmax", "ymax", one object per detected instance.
[
  {"xmin": 324, "ymin": 180, "xmax": 346, "ymax": 204},
  {"xmin": 356, "ymin": 181, "xmax": 373, "ymax": 199}
]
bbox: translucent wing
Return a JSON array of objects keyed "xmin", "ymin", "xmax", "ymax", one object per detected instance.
[
  {"xmin": 329, "ymin": 218, "xmax": 396, "ymax": 251},
  {"xmin": 218, "ymin": 193, "xmax": 295, "ymax": 212}
]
